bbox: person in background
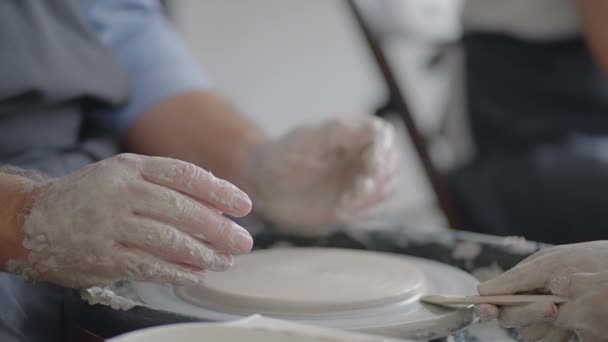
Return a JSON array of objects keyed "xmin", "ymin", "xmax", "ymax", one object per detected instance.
[
  {"xmin": 448, "ymin": 0, "xmax": 608, "ymax": 244},
  {"xmin": 0, "ymin": 1, "xmax": 398, "ymax": 341},
  {"xmin": 440, "ymin": 1, "xmax": 608, "ymax": 339}
]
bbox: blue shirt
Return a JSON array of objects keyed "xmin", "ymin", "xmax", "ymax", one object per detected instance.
[{"xmin": 81, "ymin": 0, "xmax": 209, "ymax": 135}]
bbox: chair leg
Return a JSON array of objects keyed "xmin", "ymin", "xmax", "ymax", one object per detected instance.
[{"xmin": 345, "ymin": 0, "xmax": 463, "ymax": 228}]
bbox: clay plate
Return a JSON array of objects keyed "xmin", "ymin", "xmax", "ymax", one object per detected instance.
[{"xmin": 134, "ymin": 248, "xmax": 477, "ymax": 340}]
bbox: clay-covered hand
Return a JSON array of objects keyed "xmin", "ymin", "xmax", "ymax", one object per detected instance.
[
  {"xmin": 243, "ymin": 117, "xmax": 398, "ymax": 232},
  {"xmin": 475, "ymin": 241, "xmax": 608, "ymax": 341},
  {"xmin": 8, "ymin": 154, "xmax": 253, "ymax": 289}
]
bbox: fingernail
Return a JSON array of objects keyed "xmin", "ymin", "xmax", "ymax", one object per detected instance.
[
  {"xmin": 230, "ymin": 230, "xmax": 253, "ymax": 254},
  {"xmin": 232, "ymin": 193, "xmax": 252, "ymax": 213},
  {"xmin": 545, "ymin": 303, "xmax": 558, "ymax": 319}
]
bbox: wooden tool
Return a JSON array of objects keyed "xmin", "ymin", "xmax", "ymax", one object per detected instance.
[{"xmin": 420, "ymin": 295, "xmax": 567, "ymax": 307}]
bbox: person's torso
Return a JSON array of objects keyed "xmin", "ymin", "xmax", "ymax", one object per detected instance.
[
  {"xmin": 0, "ymin": 2, "xmax": 132, "ymax": 341},
  {"xmin": 0, "ymin": 0, "xmax": 131, "ymax": 165},
  {"xmin": 0, "ymin": 0, "xmax": 130, "ymax": 115}
]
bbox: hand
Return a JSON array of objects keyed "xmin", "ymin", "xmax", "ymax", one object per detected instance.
[
  {"xmin": 7, "ymin": 154, "xmax": 253, "ymax": 289},
  {"xmin": 476, "ymin": 241, "xmax": 608, "ymax": 341},
  {"xmin": 244, "ymin": 117, "xmax": 399, "ymax": 232}
]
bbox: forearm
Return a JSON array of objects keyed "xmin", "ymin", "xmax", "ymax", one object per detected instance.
[
  {"xmin": 577, "ymin": 0, "xmax": 608, "ymax": 76},
  {"xmin": 0, "ymin": 167, "xmax": 40, "ymax": 269},
  {"xmin": 124, "ymin": 91, "xmax": 268, "ymax": 194}
]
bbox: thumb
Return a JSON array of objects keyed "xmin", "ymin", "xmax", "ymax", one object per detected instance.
[{"xmin": 478, "ymin": 259, "xmax": 550, "ymax": 295}]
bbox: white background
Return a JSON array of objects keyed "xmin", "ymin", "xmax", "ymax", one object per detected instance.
[{"xmin": 169, "ymin": 0, "xmax": 466, "ymax": 228}]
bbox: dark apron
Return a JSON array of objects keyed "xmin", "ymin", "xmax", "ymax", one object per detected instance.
[
  {"xmin": 448, "ymin": 33, "xmax": 608, "ymax": 244},
  {"xmin": 0, "ymin": 1, "xmax": 130, "ymax": 341}
]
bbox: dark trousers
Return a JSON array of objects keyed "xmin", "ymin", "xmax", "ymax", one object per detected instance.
[{"xmin": 448, "ymin": 33, "xmax": 608, "ymax": 245}]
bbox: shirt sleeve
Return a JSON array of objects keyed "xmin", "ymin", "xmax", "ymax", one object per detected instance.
[{"xmin": 81, "ymin": 0, "xmax": 210, "ymax": 135}]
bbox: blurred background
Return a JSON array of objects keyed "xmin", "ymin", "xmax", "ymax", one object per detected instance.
[
  {"xmin": 166, "ymin": 0, "xmax": 467, "ymax": 229},
  {"xmin": 160, "ymin": 0, "xmax": 608, "ymax": 245}
]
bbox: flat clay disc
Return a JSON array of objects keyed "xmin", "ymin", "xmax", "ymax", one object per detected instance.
[
  {"xmin": 178, "ymin": 248, "xmax": 426, "ymax": 313},
  {"xmin": 134, "ymin": 248, "xmax": 478, "ymax": 339}
]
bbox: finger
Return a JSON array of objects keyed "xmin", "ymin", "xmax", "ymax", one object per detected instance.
[
  {"xmin": 138, "ymin": 156, "xmax": 252, "ymax": 217},
  {"xmin": 359, "ymin": 118, "xmax": 397, "ymax": 175},
  {"xmin": 474, "ymin": 304, "xmax": 499, "ymax": 321},
  {"xmin": 543, "ymin": 328, "xmax": 573, "ymax": 342},
  {"xmin": 518, "ymin": 323, "xmax": 552, "ymax": 342},
  {"xmin": 556, "ymin": 285, "xmax": 608, "ymax": 340},
  {"xmin": 326, "ymin": 118, "xmax": 393, "ymax": 159},
  {"xmin": 553, "ymin": 300, "xmax": 577, "ymax": 330},
  {"xmin": 343, "ymin": 121, "xmax": 397, "ymax": 193},
  {"xmin": 338, "ymin": 146, "xmax": 398, "ymax": 213},
  {"xmin": 361, "ymin": 138, "xmax": 399, "ymax": 182},
  {"xmin": 352, "ymin": 172, "xmax": 397, "ymax": 212},
  {"xmin": 553, "ymin": 272, "xmax": 608, "ymax": 298},
  {"xmin": 337, "ymin": 168, "xmax": 397, "ymax": 218},
  {"xmin": 116, "ymin": 216, "xmax": 233, "ymax": 271},
  {"xmin": 478, "ymin": 258, "xmax": 552, "ymax": 295},
  {"xmin": 116, "ymin": 248, "xmax": 209, "ymax": 287},
  {"xmin": 331, "ymin": 120, "xmax": 398, "ymax": 212},
  {"xmin": 134, "ymin": 183, "xmax": 253, "ymax": 255},
  {"xmin": 338, "ymin": 175, "xmax": 375, "ymax": 211},
  {"xmin": 498, "ymin": 301, "xmax": 558, "ymax": 328},
  {"xmin": 329, "ymin": 119, "xmax": 376, "ymax": 150}
]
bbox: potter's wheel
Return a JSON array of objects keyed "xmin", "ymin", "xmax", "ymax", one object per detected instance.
[{"xmin": 134, "ymin": 248, "xmax": 478, "ymax": 340}]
